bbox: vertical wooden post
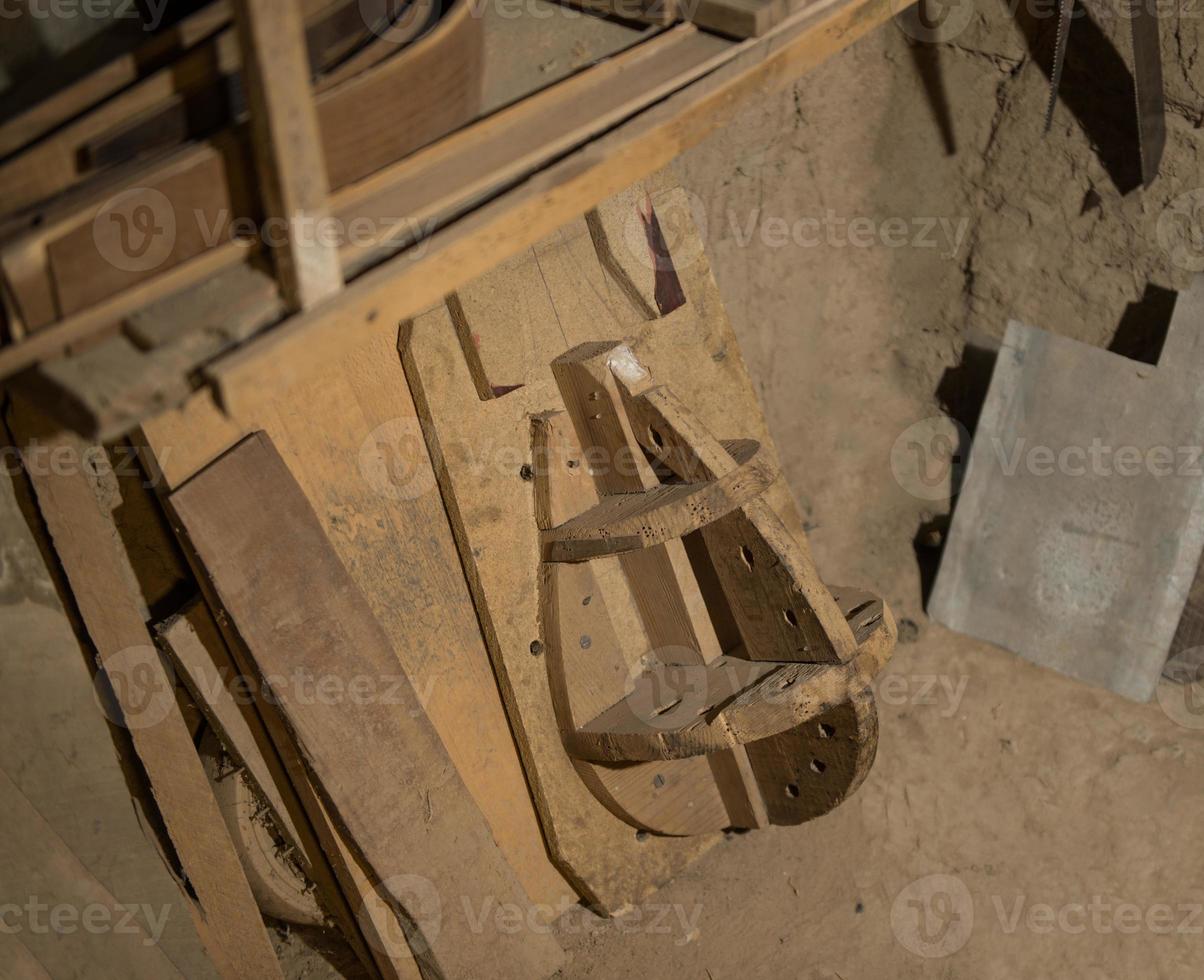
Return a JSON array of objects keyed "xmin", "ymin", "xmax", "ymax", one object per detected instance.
[{"xmin": 232, "ymin": 0, "xmax": 343, "ymax": 310}]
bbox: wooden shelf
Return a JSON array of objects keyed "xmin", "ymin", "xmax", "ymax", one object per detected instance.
[{"xmin": 0, "ymin": 0, "xmax": 909, "ymax": 421}]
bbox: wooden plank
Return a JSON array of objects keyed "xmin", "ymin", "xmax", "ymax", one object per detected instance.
[
  {"xmin": 7, "ymin": 398, "xmax": 285, "ymax": 980},
  {"xmin": 231, "ymin": 0, "xmax": 343, "ymax": 310},
  {"xmin": 135, "ymin": 322, "xmax": 572, "ymax": 917},
  {"xmin": 541, "ymin": 439, "xmax": 771, "ymax": 561},
  {"xmin": 403, "ymin": 292, "xmax": 723, "ymax": 907},
  {"xmin": 156, "ymin": 598, "xmax": 413, "ymax": 980},
  {"xmin": 0, "ymin": 438, "xmax": 219, "ymax": 979},
  {"xmin": 157, "ymin": 601, "xmax": 303, "ymax": 859},
  {"xmin": 169, "ymin": 431, "xmax": 564, "ymax": 980},
  {"xmin": 0, "ymin": 240, "xmax": 250, "ymax": 383},
  {"xmin": 399, "ymin": 200, "xmax": 780, "ymax": 898},
  {"xmin": 691, "ymin": 0, "xmax": 791, "ymax": 37}
]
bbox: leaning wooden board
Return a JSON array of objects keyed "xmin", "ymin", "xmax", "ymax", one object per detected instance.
[
  {"xmin": 169, "ymin": 431, "xmax": 564, "ymax": 980},
  {"xmin": 135, "ymin": 322, "xmax": 572, "ymax": 918},
  {"xmin": 6, "ymin": 397, "xmax": 285, "ymax": 980}
]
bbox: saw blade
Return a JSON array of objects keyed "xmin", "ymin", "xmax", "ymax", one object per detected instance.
[
  {"xmin": 1043, "ymin": 0, "xmax": 1075, "ymax": 133},
  {"xmin": 1131, "ymin": 0, "xmax": 1167, "ymax": 186}
]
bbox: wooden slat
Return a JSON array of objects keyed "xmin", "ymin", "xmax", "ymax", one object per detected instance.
[
  {"xmin": 159, "ymin": 591, "xmax": 421, "ymax": 980},
  {"xmin": 231, "ymin": 0, "xmax": 343, "ymax": 310},
  {"xmin": 157, "ymin": 600, "xmax": 304, "ymax": 862},
  {"xmin": 169, "ymin": 430, "xmax": 564, "ymax": 980},
  {"xmin": 7, "ymin": 398, "xmax": 284, "ymax": 980},
  {"xmin": 541, "ymin": 438, "xmax": 771, "ymax": 561}
]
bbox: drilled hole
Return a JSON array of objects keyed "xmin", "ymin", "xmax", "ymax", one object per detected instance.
[
  {"xmin": 785, "ymin": 783, "xmax": 800, "ymax": 798},
  {"xmin": 739, "ymin": 545, "xmax": 754, "ymax": 571},
  {"xmin": 818, "ymin": 722, "xmax": 835, "ymax": 738},
  {"xmin": 529, "ymin": 640, "xmax": 543, "ymax": 656},
  {"xmin": 783, "ymin": 608, "xmax": 799, "ymax": 628},
  {"xmin": 810, "ymin": 759, "xmax": 826, "ymax": 775},
  {"xmin": 649, "ymin": 426, "xmax": 665, "ymax": 449}
]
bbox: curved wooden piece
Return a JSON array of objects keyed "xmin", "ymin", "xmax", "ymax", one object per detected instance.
[
  {"xmin": 564, "ymin": 596, "xmax": 895, "ymax": 762},
  {"xmin": 535, "ymin": 414, "xmax": 734, "ymax": 836},
  {"xmin": 618, "ymin": 375, "xmax": 861, "ymax": 665},
  {"xmin": 541, "ymin": 438, "xmax": 774, "ymax": 561},
  {"xmin": 746, "ymin": 688, "xmax": 879, "ymax": 826}
]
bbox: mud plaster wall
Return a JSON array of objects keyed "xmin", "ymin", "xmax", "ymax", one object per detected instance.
[{"xmin": 668, "ymin": 0, "xmax": 1204, "ymax": 634}]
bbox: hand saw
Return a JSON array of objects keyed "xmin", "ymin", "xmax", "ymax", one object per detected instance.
[{"xmin": 1044, "ymin": 0, "xmax": 1166, "ymax": 187}]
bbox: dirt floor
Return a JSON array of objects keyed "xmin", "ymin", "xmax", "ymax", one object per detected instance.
[{"xmin": 3, "ymin": 1, "xmax": 1204, "ymax": 978}]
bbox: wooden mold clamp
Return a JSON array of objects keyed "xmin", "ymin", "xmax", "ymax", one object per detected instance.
[{"xmin": 541, "ymin": 341, "xmax": 896, "ymax": 825}]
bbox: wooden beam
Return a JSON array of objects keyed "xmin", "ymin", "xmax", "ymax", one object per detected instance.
[{"xmin": 231, "ymin": 0, "xmax": 343, "ymax": 310}]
